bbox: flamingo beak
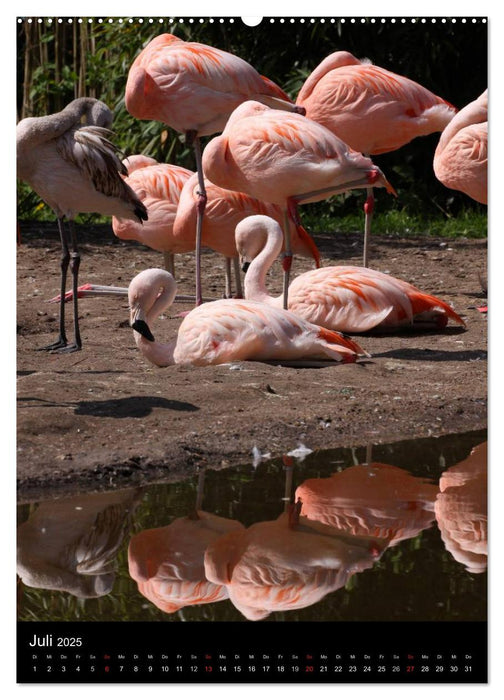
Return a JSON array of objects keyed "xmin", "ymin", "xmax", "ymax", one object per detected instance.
[
  {"xmin": 242, "ymin": 261, "xmax": 250, "ymax": 273},
  {"xmin": 130, "ymin": 306, "xmax": 155, "ymax": 341}
]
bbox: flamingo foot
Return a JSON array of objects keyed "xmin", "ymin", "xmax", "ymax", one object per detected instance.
[{"xmin": 37, "ymin": 335, "xmax": 69, "ymax": 352}]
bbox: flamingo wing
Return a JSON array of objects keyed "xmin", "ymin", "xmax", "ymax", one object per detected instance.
[
  {"xmin": 297, "ymin": 62, "xmax": 456, "ymax": 154},
  {"xmin": 126, "ymin": 34, "xmax": 293, "ymax": 135},
  {"xmin": 173, "ymin": 299, "xmax": 363, "ymax": 365}
]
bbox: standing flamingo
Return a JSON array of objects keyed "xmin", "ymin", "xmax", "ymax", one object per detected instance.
[
  {"xmin": 202, "ymin": 100, "xmax": 395, "ymax": 309},
  {"xmin": 235, "ymin": 215, "xmax": 466, "ymax": 332},
  {"xmin": 295, "ymin": 463, "xmax": 438, "ymax": 548},
  {"xmin": 203, "ymin": 509, "xmax": 385, "ymax": 620},
  {"xmin": 125, "ymin": 33, "xmax": 303, "ymax": 305},
  {"xmin": 173, "ymin": 172, "xmax": 320, "ymax": 298},
  {"xmin": 296, "ymin": 51, "xmax": 457, "ymax": 265},
  {"xmin": 128, "ymin": 268, "xmax": 367, "ymax": 367},
  {"xmin": 435, "ymin": 442, "xmax": 487, "ymax": 574},
  {"xmin": 16, "ymin": 97, "xmax": 148, "ymax": 352},
  {"xmin": 433, "ymin": 90, "xmax": 488, "ymax": 204},
  {"xmin": 128, "ymin": 511, "xmax": 245, "ymax": 614},
  {"xmin": 112, "ymin": 155, "xmax": 193, "ymax": 275}
]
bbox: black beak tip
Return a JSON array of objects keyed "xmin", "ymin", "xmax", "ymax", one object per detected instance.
[
  {"xmin": 131, "ymin": 319, "xmax": 155, "ymax": 342},
  {"xmin": 242, "ymin": 261, "xmax": 250, "ymax": 273}
]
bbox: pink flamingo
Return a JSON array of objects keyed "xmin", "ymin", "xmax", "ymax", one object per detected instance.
[
  {"xmin": 202, "ymin": 100, "xmax": 395, "ymax": 309},
  {"xmin": 16, "ymin": 97, "xmax": 148, "ymax": 352},
  {"xmin": 435, "ymin": 442, "xmax": 487, "ymax": 574},
  {"xmin": 433, "ymin": 90, "xmax": 488, "ymax": 204},
  {"xmin": 204, "ymin": 509, "xmax": 385, "ymax": 620},
  {"xmin": 295, "ymin": 463, "xmax": 439, "ymax": 548},
  {"xmin": 112, "ymin": 154, "xmax": 193, "ymax": 275},
  {"xmin": 235, "ymin": 215, "xmax": 466, "ymax": 332},
  {"xmin": 125, "ymin": 33, "xmax": 303, "ymax": 306},
  {"xmin": 296, "ymin": 51, "xmax": 457, "ymax": 265},
  {"xmin": 128, "ymin": 268, "xmax": 367, "ymax": 367},
  {"xmin": 173, "ymin": 172, "xmax": 320, "ymax": 298},
  {"xmin": 128, "ymin": 510, "xmax": 245, "ymax": 614}
]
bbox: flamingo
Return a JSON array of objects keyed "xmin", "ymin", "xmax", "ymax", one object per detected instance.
[
  {"xmin": 295, "ymin": 51, "xmax": 457, "ymax": 265},
  {"xmin": 433, "ymin": 90, "xmax": 488, "ymax": 204},
  {"xmin": 235, "ymin": 215, "xmax": 466, "ymax": 332},
  {"xmin": 16, "ymin": 97, "xmax": 148, "ymax": 352},
  {"xmin": 202, "ymin": 100, "xmax": 395, "ymax": 309},
  {"xmin": 112, "ymin": 154, "xmax": 193, "ymax": 275},
  {"xmin": 295, "ymin": 463, "xmax": 438, "ymax": 548},
  {"xmin": 17, "ymin": 489, "xmax": 140, "ymax": 598},
  {"xmin": 128, "ymin": 268, "xmax": 368, "ymax": 367},
  {"xmin": 203, "ymin": 509, "xmax": 385, "ymax": 620},
  {"xmin": 128, "ymin": 511, "xmax": 245, "ymax": 614},
  {"xmin": 434, "ymin": 442, "xmax": 487, "ymax": 574},
  {"xmin": 125, "ymin": 33, "xmax": 303, "ymax": 306},
  {"xmin": 173, "ymin": 172, "xmax": 321, "ymax": 299}
]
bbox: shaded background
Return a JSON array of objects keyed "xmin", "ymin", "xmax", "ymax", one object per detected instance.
[{"xmin": 16, "ymin": 16, "xmax": 488, "ymax": 223}]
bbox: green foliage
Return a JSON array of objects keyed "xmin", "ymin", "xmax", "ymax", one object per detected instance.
[{"xmin": 17, "ymin": 16, "xmax": 488, "ymax": 233}]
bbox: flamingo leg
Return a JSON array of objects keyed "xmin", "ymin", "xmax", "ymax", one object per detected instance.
[
  {"xmin": 224, "ymin": 257, "xmax": 232, "ymax": 298},
  {"xmin": 53, "ymin": 220, "xmax": 82, "ymax": 353},
  {"xmin": 189, "ymin": 132, "xmax": 207, "ymax": 307},
  {"xmin": 163, "ymin": 251, "xmax": 175, "ymax": 277},
  {"xmin": 363, "ymin": 186, "xmax": 375, "ymax": 268},
  {"xmin": 38, "ymin": 217, "xmax": 70, "ymax": 351},
  {"xmin": 233, "ymin": 256, "xmax": 243, "ymax": 298},
  {"xmin": 282, "ymin": 205, "xmax": 295, "ymax": 310}
]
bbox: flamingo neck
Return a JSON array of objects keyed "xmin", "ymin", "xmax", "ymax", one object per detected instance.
[
  {"xmin": 133, "ymin": 333, "xmax": 177, "ymax": 367},
  {"xmin": 244, "ymin": 225, "xmax": 283, "ymax": 305}
]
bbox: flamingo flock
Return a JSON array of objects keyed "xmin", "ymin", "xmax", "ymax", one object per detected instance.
[{"xmin": 16, "ymin": 31, "xmax": 485, "ymax": 370}]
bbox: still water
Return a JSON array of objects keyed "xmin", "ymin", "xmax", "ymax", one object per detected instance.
[{"xmin": 17, "ymin": 430, "xmax": 487, "ymax": 624}]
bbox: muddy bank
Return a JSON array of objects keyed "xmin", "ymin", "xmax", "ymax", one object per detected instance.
[{"xmin": 17, "ymin": 223, "xmax": 487, "ymax": 501}]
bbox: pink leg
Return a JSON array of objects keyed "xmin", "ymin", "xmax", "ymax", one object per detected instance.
[
  {"xmin": 189, "ymin": 132, "xmax": 207, "ymax": 306},
  {"xmin": 363, "ymin": 187, "xmax": 375, "ymax": 267}
]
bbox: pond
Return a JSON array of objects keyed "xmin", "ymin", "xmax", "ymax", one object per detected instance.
[{"xmin": 17, "ymin": 429, "xmax": 487, "ymax": 625}]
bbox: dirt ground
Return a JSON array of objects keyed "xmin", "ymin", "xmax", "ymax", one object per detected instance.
[{"xmin": 16, "ymin": 221, "xmax": 487, "ymax": 501}]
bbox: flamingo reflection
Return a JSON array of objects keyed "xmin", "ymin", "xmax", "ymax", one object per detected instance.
[
  {"xmin": 17, "ymin": 489, "xmax": 140, "ymax": 598},
  {"xmin": 127, "ymin": 470, "xmax": 244, "ymax": 613},
  {"xmin": 435, "ymin": 442, "xmax": 487, "ymax": 574},
  {"xmin": 295, "ymin": 462, "xmax": 439, "ymax": 546}
]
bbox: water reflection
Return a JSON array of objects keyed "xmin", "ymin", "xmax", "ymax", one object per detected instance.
[
  {"xmin": 435, "ymin": 441, "xmax": 487, "ymax": 574},
  {"xmin": 17, "ymin": 431, "xmax": 487, "ymax": 622},
  {"xmin": 128, "ymin": 472, "xmax": 245, "ymax": 613},
  {"xmin": 295, "ymin": 463, "xmax": 438, "ymax": 546},
  {"xmin": 17, "ymin": 489, "xmax": 141, "ymax": 598}
]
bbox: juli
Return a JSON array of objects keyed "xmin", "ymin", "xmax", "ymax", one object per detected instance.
[{"xmin": 28, "ymin": 634, "xmax": 53, "ymax": 647}]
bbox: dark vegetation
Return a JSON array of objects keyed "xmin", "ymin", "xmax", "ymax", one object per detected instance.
[{"xmin": 17, "ymin": 15, "xmax": 488, "ymax": 229}]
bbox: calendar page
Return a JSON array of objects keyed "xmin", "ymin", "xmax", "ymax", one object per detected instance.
[{"xmin": 16, "ymin": 14, "xmax": 488, "ymax": 684}]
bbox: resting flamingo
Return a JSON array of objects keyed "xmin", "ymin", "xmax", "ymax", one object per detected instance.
[
  {"xmin": 235, "ymin": 215, "xmax": 466, "ymax": 332},
  {"xmin": 173, "ymin": 172, "xmax": 320, "ymax": 298},
  {"xmin": 125, "ymin": 33, "xmax": 303, "ymax": 305},
  {"xmin": 128, "ymin": 268, "xmax": 367, "ymax": 367},
  {"xmin": 16, "ymin": 97, "xmax": 148, "ymax": 352},
  {"xmin": 112, "ymin": 154, "xmax": 193, "ymax": 275},
  {"xmin": 435, "ymin": 442, "xmax": 487, "ymax": 574},
  {"xmin": 202, "ymin": 100, "xmax": 395, "ymax": 309},
  {"xmin": 295, "ymin": 51, "xmax": 457, "ymax": 265},
  {"xmin": 433, "ymin": 90, "xmax": 488, "ymax": 204},
  {"xmin": 295, "ymin": 463, "xmax": 438, "ymax": 548},
  {"xmin": 203, "ymin": 509, "xmax": 385, "ymax": 620},
  {"xmin": 128, "ymin": 511, "xmax": 245, "ymax": 614}
]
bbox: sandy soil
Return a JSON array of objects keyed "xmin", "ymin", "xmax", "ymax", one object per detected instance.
[{"xmin": 16, "ymin": 222, "xmax": 487, "ymax": 501}]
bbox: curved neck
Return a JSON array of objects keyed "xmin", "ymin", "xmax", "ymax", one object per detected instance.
[
  {"xmin": 134, "ymin": 334, "xmax": 177, "ymax": 367},
  {"xmin": 437, "ymin": 91, "xmax": 488, "ymax": 152},
  {"xmin": 244, "ymin": 224, "xmax": 284, "ymax": 304},
  {"xmin": 297, "ymin": 51, "xmax": 360, "ymax": 102},
  {"xmin": 131, "ymin": 270, "xmax": 178, "ymax": 367}
]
